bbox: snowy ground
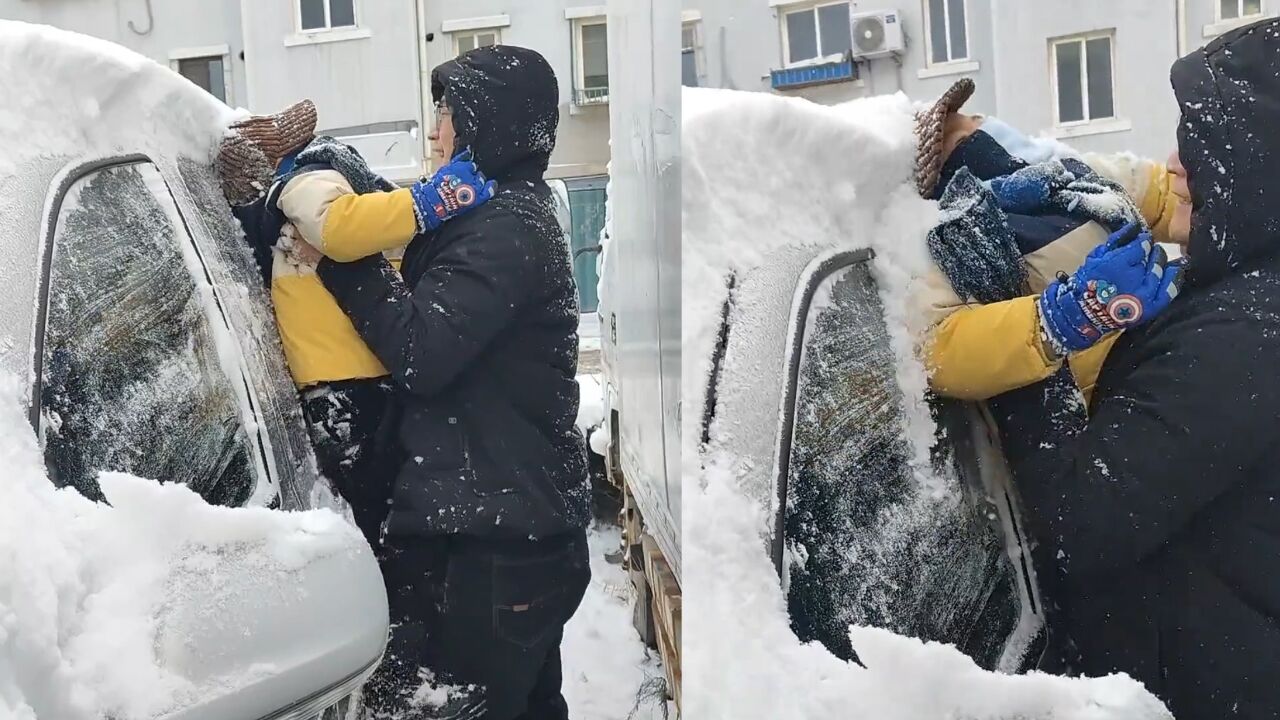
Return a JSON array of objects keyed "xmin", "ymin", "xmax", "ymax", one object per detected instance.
[
  {"xmin": 565, "ymin": 373, "xmax": 671, "ymax": 720},
  {"xmin": 563, "ymin": 524, "xmax": 670, "ymax": 720}
]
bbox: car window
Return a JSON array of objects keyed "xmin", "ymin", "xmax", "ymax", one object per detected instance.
[
  {"xmin": 40, "ymin": 161, "xmax": 259, "ymax": 507},
  {"xmin": 782, "ymin": 260, "xmax": 1024, "ymax": 670},
  {"xmin": 174, "ymin": 156, "xmax": 319, "ymax": 511}
]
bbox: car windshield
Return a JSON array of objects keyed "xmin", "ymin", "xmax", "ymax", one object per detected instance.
[{"xmin": 782, "ymin": 259, "xmax": 1027, "ymax": 670}]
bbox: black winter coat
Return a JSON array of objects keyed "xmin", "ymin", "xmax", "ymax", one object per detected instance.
[
  {"xmin": 317, "ymin": 45, "xmax": 590, "ymax": 540},
  {"xmin": 1005, "ymin": 20, "xmax": 1280, "ymax": 719}
]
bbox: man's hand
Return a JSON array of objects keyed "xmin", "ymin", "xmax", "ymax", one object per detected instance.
[
  {"xmin": 409, "ymin": 149, "xmax": 497, "ymax": 234},
  {"xmin": 1038, "ymin": 222, "xmax": 1183, "ymax": 354}
]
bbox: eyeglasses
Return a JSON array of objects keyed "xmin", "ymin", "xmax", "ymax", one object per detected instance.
[{"xmin": 434, "ymin": 102, "xmax": 452, "ymax": 127}]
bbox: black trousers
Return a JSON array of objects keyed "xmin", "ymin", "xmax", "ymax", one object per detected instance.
[
  {"xmin": 365, "ymin": 530, "xmax": 592, "ymax": 720},
  {"xmin": 300, "ymin": 378, "xmax": 396, "ymax": 548}
]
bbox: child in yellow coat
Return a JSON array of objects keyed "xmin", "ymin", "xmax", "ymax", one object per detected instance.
[{"xmin": 912, "ymin": 82, "xmax": 1187, "ymax": 406}]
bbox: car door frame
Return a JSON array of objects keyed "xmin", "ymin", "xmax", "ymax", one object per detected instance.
[
  {"xmin": 30, "ymin": 154, "xmax": 282, "ymax": 508},
  {"xmin": 704, "ymin": 243, "xmax": 1049, "ymax": 672}
]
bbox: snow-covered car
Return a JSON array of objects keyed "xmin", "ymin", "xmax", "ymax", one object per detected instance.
[
  {"xmin": 683, "ymin": 87, "xmax": 1171, "ymax": 719},
  {"xmin": 0, "ymin": 21, "xmax": 386, "ymax": 720}
]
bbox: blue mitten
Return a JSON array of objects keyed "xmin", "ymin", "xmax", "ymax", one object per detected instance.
[
  {"xmin": 988, "ymin": 171, "xmax": 1054, "ymax": 214},
  {"xmin": 409, "ymin": 148, "xmax": 497, "ymax": 233},
  {"xmin": 1038, "ymin": 223, "xmax": 1182, "ymax": 354}
]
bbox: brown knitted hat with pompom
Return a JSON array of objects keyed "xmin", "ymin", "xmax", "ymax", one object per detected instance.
[
  {"xmin": 914, "ymin": 78, "xmax": 975, "ymax": 198},
  {"xmin": 216, "ymin": 99, "xmax": 318, "ymax": 205}
]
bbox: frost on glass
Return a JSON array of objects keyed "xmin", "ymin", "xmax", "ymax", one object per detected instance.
[
  {"xmin": 41, "ymin": 163, "xmax": 255, "ymax": 507},
  {"xmin": 784, "ymin": 263, "xmax": 1021, "ymax": 670},
  {"xmin": 176, "ymin": 156, "xmax": 327, "ymax": 511}
]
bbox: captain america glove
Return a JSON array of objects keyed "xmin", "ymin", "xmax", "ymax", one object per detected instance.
[
  {"xmin": 409, "ymin": 148, "xmax": 497, "ymax": 233},
  {"xmin": 1038, "ymin": 222, "xmax": 1183, "ymax": 354}
]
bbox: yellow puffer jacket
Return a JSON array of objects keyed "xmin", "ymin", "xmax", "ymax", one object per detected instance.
[
  {"xmin": 271, "ymin": 170, "xmax": 418, "ymax": 387},
  {"xmin": 922, "ymin": 154, "xmax": 1175, "ymax": 403}
]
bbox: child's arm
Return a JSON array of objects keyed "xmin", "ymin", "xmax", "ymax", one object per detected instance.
[
  {"xmin": 1081, "ymin": 152, "xmax": 1179, "ymax": 245},
  {"xmin": 277, "ymin": 170, "xmax": 418, "ymax": 262}
]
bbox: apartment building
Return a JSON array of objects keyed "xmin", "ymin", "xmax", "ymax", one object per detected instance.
[
  {"xmin": 682, "ymin": 0, "xmax": 1275, "ymax": 158},
  {"xmin": 0, "ymin": 0, "xmax": 612, "ymax": 314}
]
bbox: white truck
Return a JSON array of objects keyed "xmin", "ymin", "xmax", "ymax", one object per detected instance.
[{"xmin": 598, "ymin": 0, "xmax": 683, "ymax": 708}]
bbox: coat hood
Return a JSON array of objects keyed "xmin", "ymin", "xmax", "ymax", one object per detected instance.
[
  {"xmin": 1171, "ymin": 17, "xmax": 1280, "ymax": 288},
  {"xmin": 431, "ymin": 45, "xmax": 559, "ymax": 183}
]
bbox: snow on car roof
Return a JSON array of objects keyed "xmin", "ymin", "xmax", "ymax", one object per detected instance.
[
  {"xmin": 680, "ymin": 87, "xmax": 1172, "ymax": 718},
  {"xmin": 0, "ymin": 20, "xmax": 237, "ymax": 177}
]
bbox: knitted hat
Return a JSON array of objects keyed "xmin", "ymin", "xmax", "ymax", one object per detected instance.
[
  {"xmin": 216, "ymin": 99, "xmax": 318, "ymax": 205},
  {"xmin": 914, "ymin": 78, "xmax": 976, "ymax": 198}
]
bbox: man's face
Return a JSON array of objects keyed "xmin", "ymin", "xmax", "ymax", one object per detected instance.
[
  {"xmin": 1168, "ymin": 150, "xmax": 1192, "ymax": 249},
  {"xmin": 429, "ymin": 103, "xmax": 456, "ymax": 162}
]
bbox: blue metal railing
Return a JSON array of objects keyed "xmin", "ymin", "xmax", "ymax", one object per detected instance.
[{"xmin": 770, "ymin": 57, "xmax": 858, "ymax": 90}]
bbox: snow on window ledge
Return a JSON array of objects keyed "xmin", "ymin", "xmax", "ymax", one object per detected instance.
[
  {"xmin": 1044, "ymin": 117, "xmax": 1133, "ymax": 140},
  {"xmin": 1203, "ymin": 12, "xmax": 1276, "ymax": 38},
  {"xmin": 284, "ymin": 26, "xmax": 372, "ymax": 48},
  {"xmin": 916, "ymin": 60, "xmax": 980, "ymax": 80},
  {"xmin": 442, "ymin": 15, "xmax": 511, "ymax": 33}
]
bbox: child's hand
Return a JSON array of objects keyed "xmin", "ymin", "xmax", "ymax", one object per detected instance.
[
  {"xmin": 279, "ymin": 222, "xmax": 323, "ymax": 269},
  {"xmin": 409, "ymin": 148, "xmax": 498, "ymax": 233}
]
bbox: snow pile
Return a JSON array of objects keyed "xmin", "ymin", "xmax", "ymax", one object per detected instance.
[
  {"xmin": 0, "ymin": 376, "xmax": 367, "ymax": 720},
  {"xmin": 681, "ymin": 87, "xmax": 1172, "ymax": 719},
  {"xmin": 563, "ymin": 525, "xmax": 669, "ymax": 720},
  {"xmin": 575, "ymin": 374, "xmax": 611, "ymax": 458}
]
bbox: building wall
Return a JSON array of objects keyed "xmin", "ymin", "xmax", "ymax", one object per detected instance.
[
  {"xmin": 424, "ymin": 0, "xmax": 612, "ymax": 179},
  {"xmin": 989, "ymin": 0, "xmax": 1180, "ymax": 158},
  {"xmin": 0, "ymin": 0, "xmax": 247, "ymax": 108},
  {"xmin": 238, "ymin": 0, "xmax": 421, "ymax": 132},
  {"xmin": 686, "ymin": 0, "xmax": 1279, "ymax": 160},
  {"xmin": 685, "ymin": 0, "xmax": 999, "ymax": 117}
]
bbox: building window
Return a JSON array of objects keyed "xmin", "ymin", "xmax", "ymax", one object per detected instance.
[
  {"xmin": 1051, "ymin": 32, "xmax": 1115, "ymax": 126},
  {"xmin": 1219, "ymin": 0, "xmax": 1263, "ymax": 19},
  {"xmin": 924, "ymin": 0, "xmax": 968, "ymax": 65},
  {"xmin": 573, "ymin": 18, "xmax": 610, "ymax": 105},
  {"xmin": 177, "ymin": 56, "xmax": 227, "ymax": 103},
  {"xmin": 455, "ymin": 29, "xmax": 500, "ymax": 56},
  {"xmin": 682, "ymin": 22, "xmax": 702, "ymax": 87},
  {"xmin": 298, "ymin": 0, "xmax": 357, "ymax": 32},
  {"xmin": 782, "ymin": 2, "xmax": 852, "ymax": 66}
]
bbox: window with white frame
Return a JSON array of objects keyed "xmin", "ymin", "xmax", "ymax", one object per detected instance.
[
  {"xmin": 455, "ymin": 29, "xmax": 500, "ymax": 56},
  {"xmin": 782, "ymin": 2, "xmax": 852, "ymax": 66},
  {"xmin": 573, "ymin": 18, "xmax": 609, "ymax": 105},
  {"xmin": 1051, "ymin": 32, "xmax": 1115, "ymax": 125},
  {"xmin": 178, "ymin": 56, "xmax": 227, "ymax": 103},
  {"xmin": 924, "ymin": 0, "xmax": 969, "ymax": 65},
  {"xmin": 1219, "ymin": 0, "xmax": 1263, "ymax": 20},
  {"xmin": 298, "ymin": 0, "xmax": 356, "ymax": 32},
  {"xmin": 682, "ymin": 22, "xmax": 702, "ymax": 87}
]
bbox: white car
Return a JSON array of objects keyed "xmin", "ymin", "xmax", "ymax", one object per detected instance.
[{"xmin": 0, "ymin": 21, "xmax": 387, "ymax": 720}]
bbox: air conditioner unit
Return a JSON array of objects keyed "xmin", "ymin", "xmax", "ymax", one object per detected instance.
[{"xmin": 849, "ymin": 10, "xmax": 905, "ymax": 59}]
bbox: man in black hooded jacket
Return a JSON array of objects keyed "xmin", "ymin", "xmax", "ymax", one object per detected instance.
[
  {"xmin": 998, "ymin": 19, "xmax": 1280, "ymax": 719},
  {"xmin": 312, "ymin": 46, "xmax": 592, "ymax": 719}
]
